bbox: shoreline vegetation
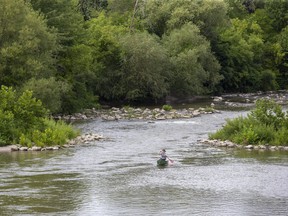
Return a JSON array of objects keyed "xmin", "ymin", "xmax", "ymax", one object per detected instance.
[
  {"xmin": 0, "ymin": 104, "xmax": 217, "ymax": 153},
  {"xmin": 1, "ymin": 86, "xmax": 288, "ymax": 153},
  {"xmin": 208, "ymin": 98, "xmax": 288, "ymax": 149},
  {"xmin": 0, "ymin": 86, "xmax": 81, "ymax": 151},
  {"xmin": 2, "ymin": 99, "xmax": 288, "ymax": 152}
]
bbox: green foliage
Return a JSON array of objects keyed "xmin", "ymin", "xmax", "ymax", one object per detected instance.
[
  {"xmin": 273, "ymin": 128, "xmax": 288, "ymax": 146},
  {"xmin": 107, "ymin": 0, "xmax": 135, "ymax": 13},
  {"xmin": 0, "ymin": 86, "xmax": 79, "ymax": 147},
  {"xmin": 12, "ymin": 89, "xmax": 48, "ymax": 136},
  {"xmin": 209, "ymin": 99, "xmax": 288, "ymax": 145},
  {"xmin": 119, "ymin": 31, "xmax": 170, "ymax": 101},
  {"xmin": 142, "ymin": 0, "xmax": 228, "ymax": 40},
  {"xmin": 203, "ymin": 106, "xmax": 215, "ymax": 112},
  {"xmin": 19, "ymin": 134, "xmax": 32, "ymax": 148},
  {"xmin": 1, "ymin": 0, "xmax": 288, "ymax": 112},
  {"xmin": 30, "ymin": 118, "xmax": 79, "ymax": 147},
  {"xmin": 86, "ymin": 12, "xmax": 128, "ymax": 100},
  {"xmin": 163, "ymin": 23, "xmax": 222, "ymax": 96},
  {"xmin": 264, "ymin": 0, "xmax": 288, "ymax": 33},
  {"xmin": 29, "ymin": 0, "xmax": 101, "ymax": 113},
  {"xmin": 162, "ymin": 105, "xmax": 173, "ymax": 111},
  {"xmin": 78, "ymin": 0, "xmax": 108, "ymax": 20},
  {"xmin": 248, "ymin": 99, "xmax": 285, "ymax": 130},
  {"xmin": 233, "ymin": 125, "xmax": 259, "ymax": 145},
  {"xmin": 19, "ymin": 119, "xmax": 79, "ymax": 147},
  {"xmin": 22, "ymin": 77, "xmax": 71, "ymax": 114},
  {"xmin": 0, "ymin": 110, "xmax": 15, "ymax": 146},
  {"xmin": 0, "ymin": 0, "xmax": 57, "ymax": 87},
  {"xmin": 217, "ymin": 17, "xmax": 273, "ymax": 92}
]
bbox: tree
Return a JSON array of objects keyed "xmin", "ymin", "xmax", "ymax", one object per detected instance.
[
  {"xmin": 107, "ymin": 0, "xmax": 135, "ymax": 13},
  {"xmin": 0, "ymin": 85, "xmax": 47, "ymax": 143},
  {"xmin": 119, "ymin": 31, "xmax": 170, "ymax": 102},
  {"xmin": 196, "ymin": 0, "xmax": 229, "ymax": 44},
  {"xmin": 21, "ymin": 77, "xmax": 70, "ymax": 114},
  {"xmin": 29, "ymin": 0, "xmax": 100, "ymax": 113},
  {"xmin": 216, "ymin": 18, "xmax": 278, "ymax": 92},
  {"xmin": 141, "ymin": 0, "xmax": 198, "ymax": 37},
  {"xmin": 85, "ymin": 12, "xmax": 128, "ymax": 100},
  {"xmin": 163, "ymin": 23, "xmax": 222, "ymax": 96},
  {"xmin": 275, "ymin": 26, "xmax": 288, "ymax": 88},
  {"xmin": 0, "ymin": 0, "xmax": 57, "ymax": 87},
  {"xmin": 78, "ymin": 0, "xmax": 108, "ymax": 20},
  {"xmin": 265, "ymin": 0, "xmax": 288, "ymax": 33},
  {"xmin": 141, "ymin": 0, "xmax": 228, "ymax": 40}
]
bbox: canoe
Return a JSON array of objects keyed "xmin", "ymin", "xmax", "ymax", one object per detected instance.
[
  {"xmin": 157, "ymin": 159, "xmax": 168, "ymax": 166},
  {"xmin": 157, "ymin": 159, "xmax": 174, "ymax": 166}
]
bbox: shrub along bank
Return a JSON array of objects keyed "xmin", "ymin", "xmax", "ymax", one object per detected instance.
[
  {"xmin": 0, "ymin": 86, "xmax": 79, "ymax": 147},
  {"xmin": 209, "ymin": 99, "xmax": 288, "ymax": 146}
]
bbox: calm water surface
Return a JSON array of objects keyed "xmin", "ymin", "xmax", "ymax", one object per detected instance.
[{"xmin": 0, "ymin": 111, "xmax": 288, "ymax": 216}]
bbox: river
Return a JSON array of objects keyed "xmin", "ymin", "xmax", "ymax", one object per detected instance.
[{"xmin": 0, "ymin": 110, "xmax": 288, "ymax": 216}]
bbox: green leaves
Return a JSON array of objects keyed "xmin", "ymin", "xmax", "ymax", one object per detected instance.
[
  {"xmin": 249, "ymin": 99, "xmax": 286, "ymax": 130},
  {"xmin": 0, "ymin": 85, "xmax": 78, "ymax": 146},
  {"xmin": 0, "ymin": 0, "xmax": 57, "ymax": 87},
  {"xmin": 210, "ymin": 99, "xmax": 288, "ymax": 145},
  {"xmin": 22, "ymin": 77, "xmax": 71, "ymax": 114},
  {"xmin": 163, "ymin": 23, "xmax": 222, "ymax": 96},
  {"xmin": 0, "ymin": 86, "xmax": 46, "ymax": 144},
  {"xmin": 120, "ymin": 31, "xmax": 170, "ymax": 101},
  {"xmin": 217, "ymin": 18, "xmax": 269, "ymax": 92}
]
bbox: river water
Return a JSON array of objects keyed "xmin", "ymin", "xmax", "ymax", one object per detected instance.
[{"xmin": 0, "ymin": 110, "xmax": 288, "ymax": 216}]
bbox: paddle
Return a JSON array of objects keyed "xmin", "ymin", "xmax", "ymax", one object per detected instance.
[{"xmin": 167, "ymin": 157, "xmax": 174, "ymax": 163}]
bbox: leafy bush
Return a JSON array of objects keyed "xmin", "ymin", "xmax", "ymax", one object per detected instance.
[
  {"xmin": 232, "ymin": 125, "xmax": 259, "ymax": 145},
  {"xmin": 209, "ymin": 99, "xmax": 288, "ymax": 146},
  {"xmin": 19, "ymin": 119, "xmax": 79, "ymax": 147},
  {"xmin": 22, "ymin": 77, "xmax": 71, "ymax": 114},
  {"xmin": 162, "ymin": 104, "xmax": 173, "ymax": 111},
  {"xmin": 248, "ymin": 99, "xmax": 285, "ymax": 130},
  {"xmin": 272, "ymin": 128, "xmax": 288, "ymax": 146},
  {"xmin": 0, "ymin": 86, "xmax": 79, "ymax": 147}
]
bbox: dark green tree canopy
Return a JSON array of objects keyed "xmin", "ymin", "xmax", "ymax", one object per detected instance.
[
  {"xmin": 0, "ymin": 0, "xmax": 57, "ymax": 86},
  {"xmin": 0, "ymin": 0, "xmax": 287, "ymax": 112}
]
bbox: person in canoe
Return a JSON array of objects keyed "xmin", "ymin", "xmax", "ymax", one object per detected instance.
[{"xmin": 157, "ymin": 149, "xmax": 173, "ymax": 166}]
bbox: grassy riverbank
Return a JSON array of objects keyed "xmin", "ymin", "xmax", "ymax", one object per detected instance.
[{"xmin": 209, "ymin": 99, "xmax": 288, "ymax": 146}]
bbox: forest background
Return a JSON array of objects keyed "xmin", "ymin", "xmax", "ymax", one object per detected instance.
[{"xmin": 1, "ymin": 0, "xmax": 288, "ymax": 114}]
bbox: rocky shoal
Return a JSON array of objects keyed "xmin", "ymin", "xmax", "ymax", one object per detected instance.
[
  {"xmin": 55, "ymin": 106, "xmax": 219, "ymax": 121},
  {"xmin": 1, "ymin": 107, "xmax": 218, "ymax": 153},
  {"xmin": 200, "ymin": 139, "xmax": 288, "ymax": 151}
]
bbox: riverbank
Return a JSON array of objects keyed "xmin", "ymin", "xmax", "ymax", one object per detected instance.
[
  {"xmin": 0, "ymin": 106, "xmax": 218, "ymax": 153},
  {"xmin": 0, "ymin": 133, "xmax": 104, "ymax": 153}
]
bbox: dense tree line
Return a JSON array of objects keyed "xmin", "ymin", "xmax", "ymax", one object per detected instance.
[{"xmin": 0, "ymin": 0, "xmax": 287, "ymax": 114}]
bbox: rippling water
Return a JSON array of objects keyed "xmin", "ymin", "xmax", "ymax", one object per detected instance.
[{"xmin": 0, "ymin": 111, "xmax": 288, "ymax": 216}]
